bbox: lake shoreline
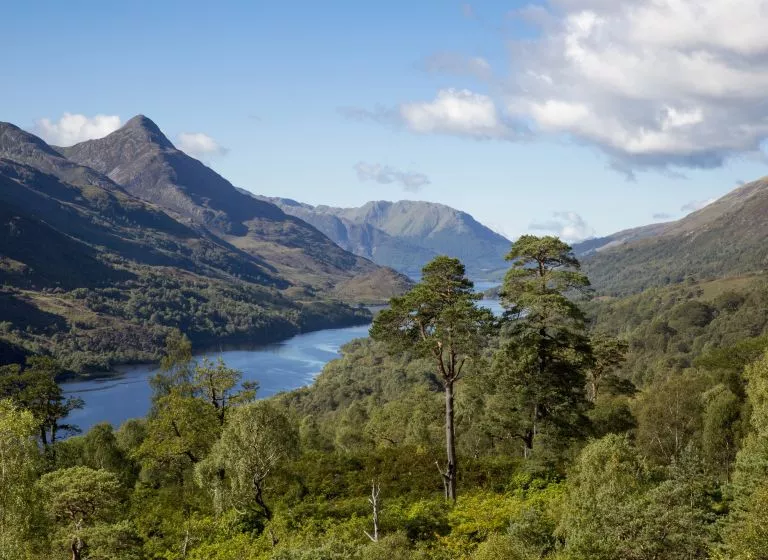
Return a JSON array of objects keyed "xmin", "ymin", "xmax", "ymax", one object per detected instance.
[{"xmin": 56, "ymin": 311, "xmax": 373, "ymax": 383}]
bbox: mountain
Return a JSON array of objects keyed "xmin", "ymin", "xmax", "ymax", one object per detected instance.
[
  {"xmin": 578, "ymin": 177, "xmax": 768, "ymax": 296},
  {"xmin": 251, "ymin": 196, "xmax": 512, "ymax": 278},
  {"xmin": 0, "ymin": 120, "xmax": 407, "ymax": 371},
  {"xmin": 57, "ymin": 116, "xmax": 407, "ymax": 296},
  {"xmin": 573, "ymin": 222, "xmax": 670, "ymax": 257}
]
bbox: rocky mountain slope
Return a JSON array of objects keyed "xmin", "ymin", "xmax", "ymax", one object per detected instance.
[
  {"xmin": 253, "ymin": 196, "xmax": 511, "ymax": 278},
  {"xmin": 58, "ymin": 116, "xmax": 407, "ymax": 295}
]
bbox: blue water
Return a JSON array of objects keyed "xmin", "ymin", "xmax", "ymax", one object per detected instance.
[{"xmin": 62, "ymin": 296, "xmax": 502, "ymax": 432}]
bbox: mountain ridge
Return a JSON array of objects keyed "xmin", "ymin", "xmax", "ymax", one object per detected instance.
[
  {"xmin": 578, "ymin": 176, "xmax": 768, "ymax": 295},
  {"xmin": 251, "ymin": 194, "xmax": 512, "ymax": 278},
  {"xmin": 57, "ymin": 116, "xmax": 409, "ymax": 296}
]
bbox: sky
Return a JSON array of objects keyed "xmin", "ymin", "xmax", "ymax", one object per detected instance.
[{"xmin": 4, "ymin": 0, "xmax": 768, "ymax": 242}]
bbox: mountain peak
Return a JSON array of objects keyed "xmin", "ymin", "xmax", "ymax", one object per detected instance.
[
  {"xmin": 123, "ymin": 114, "xmax": 161, "ymax": 132},
  {"xmin": 115, "ymin": 114, "xmax": 174, "ymax": 149}
]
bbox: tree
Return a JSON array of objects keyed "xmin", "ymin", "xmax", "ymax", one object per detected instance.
[
  {"xmin": 57, "ymin": 422, "xmax": 138, "ymax": 488},
  {"xmin": 192, "ymin": 357, "xmax": 257, "ymax": 425},
  {"xmin": 558, "ymin": 435, "xmax": 711, "ymax": 560},
  {"xmin": 0, "ymin": 399, "xmax": 40, "ymax": 559},
  {"xmin": 585, "ymin": 334, "xmax": 628, "ymax": 403},
  {"xmin": 0, "ymin": 357, "xmax": 83, "ymax": 451},
  {"xmin": 489, "ymin": 235, "xmax": 592, "ymax": 458},
  {"xmin": 37, "ymin": 466, "xmax": 122, "ymax": 560},
  {"xmin": 150, "ymin": 329, "xmax": 194, "ymax": 400},
  {"xmin": 370, "ymin": 256, "xmax": 494, "ymax": 501},
  {"xmin": 135, "ymin": 390, "xmax": 219, "ymax": 473},
  {"xmin": 722, "ymin": 351, "xmax": 768, "ymax": 557},
  {"xmin": 195, "ymin": 401, "xmax": 298, "ymax": 519},
  {"xmin": 634, "ymin": 374, "xmax": 708, "ymax": 466},
  {"xmin": 700, "ymin": 384, "xmax": 741, "ymax": 480},
  {"xmin": 152, "ymin": 331, "xmax": 256, "ymax": 425}
]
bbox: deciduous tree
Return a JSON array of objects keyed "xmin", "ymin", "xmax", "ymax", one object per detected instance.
[
  {"xmin": 0, "ymin": 399, "xmax": 40, "ymax": 559},
  {"xmin": 195, "ymin": 401, "xmax": 298, "ymax": 519}
]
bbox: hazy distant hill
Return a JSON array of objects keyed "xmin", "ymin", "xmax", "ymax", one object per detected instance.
[
  {"xmin": 253, "ymin": 196, "xmax": 512, "ymax": 278},
  {"xmin": 577, "ymin": 177, "xmax": 768, "ymax": 295},
  {"xmin": 0, "ymin": 119, "xmax": 408, "ymax": 371}
]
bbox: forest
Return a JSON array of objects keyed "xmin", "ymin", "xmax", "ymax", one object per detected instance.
[{"xmin": 2, "ymin": 235, "xmax": 768, "ymax": 559}]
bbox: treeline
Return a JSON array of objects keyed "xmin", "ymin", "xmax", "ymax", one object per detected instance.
[{"xmin": 2, "ymin": 235, "xmax": 768, "ymax": 558}]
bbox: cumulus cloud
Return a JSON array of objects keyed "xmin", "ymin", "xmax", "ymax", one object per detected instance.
[
  {"xmin": 177, "ymin": 132, "xmax": 228, "ymax": 159},
  {"xmin": 529, "ymin": 211, "xmax": 595, "ymax": 242},
  {"xmin": 421, "ymin": 53, "xmax": 493, "ymax": 80},
  {"xmin": 354, "ymin": 162, "xmax": 431, "ymax": 192},
  {"xmin": 504, "ymin": 0, "xmax": 768, "ymax": 173},
  {"xmin": 681, "ymin": 198, "xmax": 716, "ymax": 213},
  {"xmin": 341, "ymin": 89, "xmax": 526, "ymax": 141},
  {"xmin": 34, "ymin": 113, "xmax": 122, "ymax": 146},
  {"xmin": 401, "ymin": 89, "xmax": 516, "ymax": 139}
]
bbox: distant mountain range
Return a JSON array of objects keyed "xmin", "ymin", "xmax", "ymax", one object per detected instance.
[
  {"xmin": 0, "ymin": 116, "xmax": 410, "ymax": 370},
  {"xmin": 575, "ymin": 177, "xmax": 768, "ymax": 295},
  {"xmin": 249, "ymin": 195, "xmax": 512, "ymax": 279}
]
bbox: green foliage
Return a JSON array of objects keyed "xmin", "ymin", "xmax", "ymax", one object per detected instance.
[
  {"xmin": 7, "ymin": 246, "xmax": 768, "ymax": 559},
  {"xmin": 486, "ymin": 235, "xmax": 593, "ymax": 460},
  {"xmin": 587, "ymin": 278, "xmax": 768, "ymax": 385},
  {"xmin": 37, "ymin": 466, "xmax": 122, "ymax": 559},
  {"xmin": 558, "ymin": 435, "xmax": 712, "ymax": 560},
  {"xmin": 0, "ymin": 356, "xmax": 83, "ymax": 448},
  {"xmin": 135, "ymin": 389, "xmax": 220, "ymax": 471},
  {"xmin": 0, "ymin": 399, "xmax": 40, "ymax": 559},
  {"xmin": 196, "ymin": 401, "xmax": 299, "ymax": 518}
]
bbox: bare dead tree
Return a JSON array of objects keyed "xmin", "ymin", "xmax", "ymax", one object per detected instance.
[{"xmin": 363, "ymin": 480, "xmax": 381, "ymax": 543}]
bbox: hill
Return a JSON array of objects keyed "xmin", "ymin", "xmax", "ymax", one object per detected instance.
[
  {"xmin": 254, "ymin": 196, "xmax": 511, "ymax": 278},
  {"xmin": 578, "ymin": 177, "xmax": 768, "ymax": 296},
  {"xmin": 0, "ymin": 121, "xmax": 405, "ymax": 371}
]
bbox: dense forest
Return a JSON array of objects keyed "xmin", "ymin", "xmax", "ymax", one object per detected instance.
[{"xmin": 3, "ymin": 235, "xmax": 768, "ymax": 559}]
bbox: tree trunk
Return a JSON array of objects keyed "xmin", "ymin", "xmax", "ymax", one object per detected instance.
[
  {"xmin": 444, "ymin": 381, "xmax": 457, "ymax": 501},
  {"xmin": 254, "ymin": 477, "xmax": 272, "ymax": 520},
  {"xmin": 523, "ymin": 429, "xmax": 534, "ymax": 459},
  {"xmin": 71, "ymin": 537, "xmax": 84, "ymax": 560}
]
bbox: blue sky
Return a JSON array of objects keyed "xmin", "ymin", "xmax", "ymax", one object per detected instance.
[{"xmin": 4, "ymin": 0, "xmax": 767, "ymax": 241}]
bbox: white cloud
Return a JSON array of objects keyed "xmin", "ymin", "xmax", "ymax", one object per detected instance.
[
  {"xmin": 504, "ymin": 0, "xmax": 768, "ymax": 173},
  {"xmin": 177, "ymin": 132, "xmax": 228, "ymax": 159},
  {"xmin": 652, "ymin": 212, "xmax": 673, "ymax": 220},
  {"xmin": 529, "ymin": 211, "xmax": 596, "ymax": 242},
  {"xmin": 34, "ymin": 113, "xmax": 122, "ymax": 146},
  {"xmin": 354, "ymin": 162, "xmax": 431, "ymax": 192},
  {"xmin": 341, "ymin": 89, "xmax": 527, "ymax": 141},
  {"xmin": 400, "ymin": 89, "xmax": 519, "ymax": 140},
  {"xmin": 681, "ymin": 198, "xmax": 716, "ymax": 213}
]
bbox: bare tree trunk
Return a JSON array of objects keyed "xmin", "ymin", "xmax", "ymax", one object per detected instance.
[
  {"xmin": 364, "ymin": 480, "xmax": 381, "ymax": 542},
  {"xmin": 444, "ymin": 381, "xmax": 457, "ymax": 501}
]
